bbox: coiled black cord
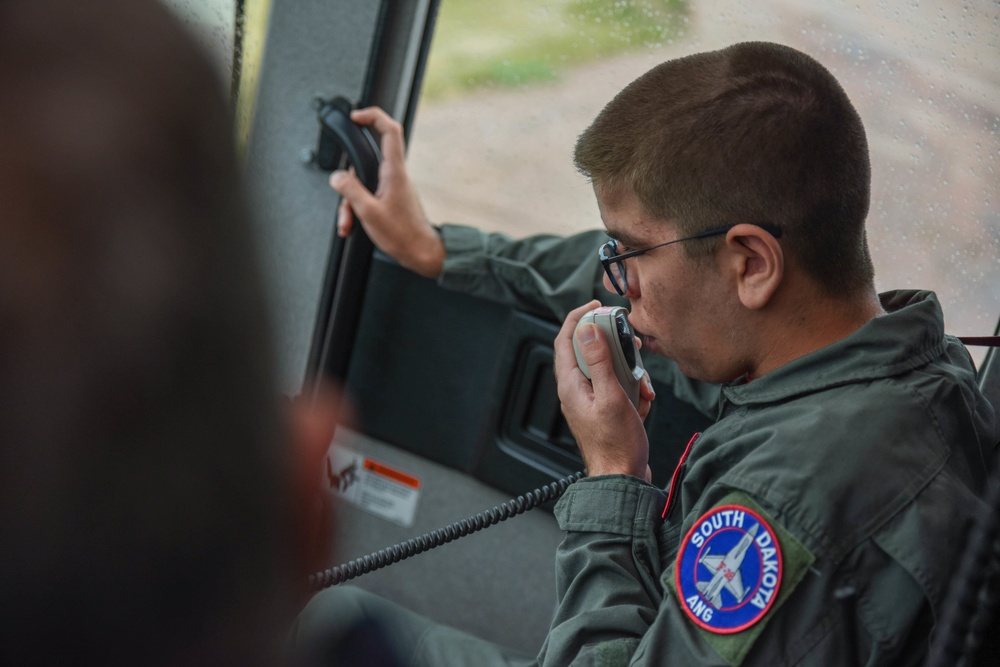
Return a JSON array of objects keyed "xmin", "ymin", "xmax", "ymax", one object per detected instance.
[{"xmin": 308, "ymin": 470, "xmax": 585, "ymax": 591}]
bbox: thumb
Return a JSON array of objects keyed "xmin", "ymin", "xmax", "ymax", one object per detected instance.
[
  {"xmin": 329, "ymin": 170, "xmax": 377, "ymax": 219},
  {"xmin": 576, "ymin": 323, "xmax": 618, "ymax": 391}
]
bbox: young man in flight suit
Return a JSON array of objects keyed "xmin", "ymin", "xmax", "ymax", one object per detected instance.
[{"xmin": 303, "ymin": 41, "xmax": 997, "ymax": 665}]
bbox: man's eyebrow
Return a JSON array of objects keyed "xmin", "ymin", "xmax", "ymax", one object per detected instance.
[{"xmin": 604, "ymin": 228, "xmax": 646, "ymax": 247}]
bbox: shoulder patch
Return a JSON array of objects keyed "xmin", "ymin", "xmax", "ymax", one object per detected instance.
[{"xmin": 675, "ymin": 504, "xmax": 782, "ymax": 634}]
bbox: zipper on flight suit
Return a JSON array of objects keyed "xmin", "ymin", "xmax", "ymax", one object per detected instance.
[{"xmin": 662, "ymin": 432, "xmax": 699, "ymax": 520}]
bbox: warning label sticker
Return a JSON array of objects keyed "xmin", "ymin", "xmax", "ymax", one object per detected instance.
[{"xmin": 324, "ymin": 446, "xmax": 421, "ymax": 527}]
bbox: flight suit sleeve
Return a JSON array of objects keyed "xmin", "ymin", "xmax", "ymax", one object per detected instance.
[
  {"xmin": 539, "ymin": 481, "xmax": 940, "ymax": 667},
  {"xmin": 438, "ymin": 223, "xmax": 621, "ymax": 322},
  {"xmin": 538, "ymin": 475, "xmax": 669, "ymax": 667},
  {"xmin": 540, "ymin": 478, "xmax": 800, "ymax": 666},
  {"xmin": 538, "ymin": 480, "xmax": 810, "ymax": 666}
]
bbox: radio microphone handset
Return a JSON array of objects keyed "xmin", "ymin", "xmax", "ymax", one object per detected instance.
[{"xmin": 573, "ymin": 306, "xmax": 645, "ymax": 408}]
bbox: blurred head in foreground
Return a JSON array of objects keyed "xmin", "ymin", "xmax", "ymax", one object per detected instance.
[{"xmin": 0, "ymin": 1, "xmax": 337, "ymax": 664}]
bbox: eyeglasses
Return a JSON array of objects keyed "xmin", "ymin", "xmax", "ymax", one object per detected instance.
[{"xmin": 599, "ymin": 224, "xmax": 783, "ymax": 296}]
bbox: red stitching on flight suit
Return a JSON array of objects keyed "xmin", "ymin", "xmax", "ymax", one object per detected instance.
[{"xmin": 662, "ymin": 432, "xmax": 699, "ymax": 519}]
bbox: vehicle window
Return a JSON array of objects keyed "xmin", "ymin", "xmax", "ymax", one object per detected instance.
[
  {"xmin": 159, "ymin": 0, "xmax": 237, "ymax": 87},
  {"xmin": 159, "ymin": 0, "xmax": 266, "ymax": 155},
  {"xmin": 407, "ymin": 0, "xmax": 999, "ymax": 364}
]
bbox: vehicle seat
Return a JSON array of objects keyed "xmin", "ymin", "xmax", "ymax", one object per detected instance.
[{"xmin": 927, "ymin": 342, "xmax": 1000, "ymax": 666}]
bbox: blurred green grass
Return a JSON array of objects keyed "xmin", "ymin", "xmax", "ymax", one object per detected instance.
[{"xmin": 422, "ymin": 0, "xmax": 688, "ymax": 101}]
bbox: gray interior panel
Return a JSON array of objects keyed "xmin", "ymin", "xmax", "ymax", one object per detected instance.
[
  {"xmin": 243, "ymin": 0, "xmax": 381, "ymax": 393},
  {"xmin": 322, "ymin": 429, "xmax": 562, "ymax": 654}
]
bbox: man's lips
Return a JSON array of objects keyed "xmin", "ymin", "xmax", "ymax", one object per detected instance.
[
  {"xmin": 638, "ymin": 332, "xmax": 661, "ymax": 356},
  {"xmin": 628, "ymin": 318, "xmax": 660, "ymax": 356}
]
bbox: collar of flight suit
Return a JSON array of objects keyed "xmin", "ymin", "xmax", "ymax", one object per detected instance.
[{"xmin": 720, "ymin": 289, "xmax": 949, "ymax": 410}]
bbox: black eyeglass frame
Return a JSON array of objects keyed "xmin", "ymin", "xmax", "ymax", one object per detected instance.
[{"xmin": 599, "ymin": 224, "xmax": 783, "ymax": 296}]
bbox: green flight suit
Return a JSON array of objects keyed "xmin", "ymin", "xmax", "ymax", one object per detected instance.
[
  {"xmin": 296, "ymin": 226, "xmax": 996, "ymax": 665},
  {"xmin": 538, "ymin": 289, "xmax": 995, "ymax": 665}
]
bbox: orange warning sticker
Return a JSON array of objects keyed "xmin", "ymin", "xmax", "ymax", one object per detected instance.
[
  {"xmin": 364, "ymin": 459, "xmax": 420, "ymax": 489},
  {"xmin": 326, "ymin": 446, "xmax": 421, "ymax": 527}
]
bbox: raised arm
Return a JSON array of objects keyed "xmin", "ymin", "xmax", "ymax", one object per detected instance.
[{"xmin": 328, "ymin": 106, "xmax": 445, "ymax": 279}]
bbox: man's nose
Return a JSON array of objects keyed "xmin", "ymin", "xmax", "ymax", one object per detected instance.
[
  {"xmin": 601, "ymin": 270, "xmax": 617, "ymax": 295},
  {"xmin": 623, "ymin": 277, "xmax": 640, "ymax": 299}
]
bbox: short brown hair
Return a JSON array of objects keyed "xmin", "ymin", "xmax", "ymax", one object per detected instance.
[{"xmin": 575, "ymin": 41, "xmax": 874, "ymax": 297}]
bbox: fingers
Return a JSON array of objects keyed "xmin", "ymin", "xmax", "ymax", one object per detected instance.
[
  {"xmin": 639, "ymin": 371, "xmax": 655, "ymax": 402},
  {"xmin": 554, "ymin": 301, "xmax": 651, "ymax": 480},
  {"xmin": 554, "ymin": 300, "xmax": 601, "ymax": 383},
  {"xmin": 349, "ymin": 106, "xmax": 397, "ymax": 134},
  {"xmin": 336, "ymin": 196, "xmax": 353, "ymax": 238},
  {"xmin": 574, "ymin": 322, "xmax": 613, "ymax": 387},
  {"xmin": 329, "ymin": 168, "xmax": 376, "ymax": 223},
  {"xmin": 637, "ymin": 371, "xmax": 655, "ymax": 421},
  {"xmin": 556, "ymin": 300, "xmax": 602, "ymax": 344},
  {"xmin": 350, "ymin": 107, "xmax": 406, "ymax": 167},
  {"xmin": 574, "ymin": 322, "xmax": 632, "ymax": 410}
]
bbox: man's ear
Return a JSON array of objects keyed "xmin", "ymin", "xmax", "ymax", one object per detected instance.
[
  {"xmin": 722, "ymin": 224, "xmax": 784, "ymax": 310},
  {"xmin": 287, "ymin": 382, "xmax": 349, "ymax": 588}
]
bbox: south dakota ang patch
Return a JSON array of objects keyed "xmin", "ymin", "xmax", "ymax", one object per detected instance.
[{"xmin": 675, "ymin": 504, "xmax": 782, "ymax": 634}]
